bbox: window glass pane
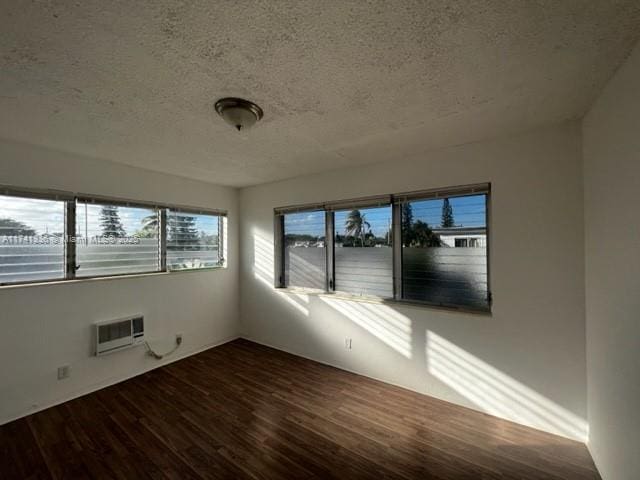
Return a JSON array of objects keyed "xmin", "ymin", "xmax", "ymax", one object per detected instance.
[
  {"xmin": 401, "ymin": 194, "xmax": 488, "ymax": 309},
  {"xmin": 76, "ymin": 202, "xmax": 160, "ymax": 277},
  {"xmin": 334, "ymin": 206, "xmax": 392, "ymax": 297},
  {"xmin": 0, "ymin": 195, "xmax": 65, "ymax": 284},
  {"xmin": 284, "ymin": 211, "xmax": 325, "ymax": 289},
  {"xmin": 167, "ymin": 211, "xmax": 220, "ymax": 270}
]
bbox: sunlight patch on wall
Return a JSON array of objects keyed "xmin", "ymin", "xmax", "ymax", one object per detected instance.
[
  {"xmin": 253, "ymin": 232, "xmax": 274, "ymax": 284},
  {"xmin": 221, "ymin": 215, "xmax": 228, "ymax": 267},
  {"xmin": 253, "ymin": 232, "xmax": 309, "ymax": 316},
  {"xmin": 426, "ymin": 331, "xmax": 588, "ymax": 441},
  {"xmin": 321, "ymin": 297, "xmax": 412, "ymax": 358}
]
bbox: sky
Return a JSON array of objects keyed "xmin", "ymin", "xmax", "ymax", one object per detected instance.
[
  {"xmin": 0, "ymin": 195, "xmax": 217, "ymax": 237},
  {"xmin": 285, "ymin": 194, "xmax": 487, "ymax": 238},
  {"xmin": 0, "ymin": 196, "xmax": 65, "ymax": 235}
]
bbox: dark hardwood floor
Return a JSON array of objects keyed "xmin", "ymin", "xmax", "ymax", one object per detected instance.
[{"xmin": 0, "ymin": 339, "xmax": 600, "ymax": 479}]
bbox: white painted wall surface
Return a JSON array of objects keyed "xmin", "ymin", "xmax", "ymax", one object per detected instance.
[
  {"xmin": 0, "ymin": 140, "xmax": 240, "ymax": 424},
  {"xmin": 240, "ymin": 123, "xmax": 588, "ymax": 441},
  {"xmin": 583, "ymin": 43, "xmax": 640, "ymax": 480}
]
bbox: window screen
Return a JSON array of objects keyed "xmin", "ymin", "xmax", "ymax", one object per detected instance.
[
  {"xmin": 401, "ymin": 194, "xmax": 488, "ymax": 309},
  {"xmin": 334, "ymin": 206, "xmax": 393, "ymax": 297},
  {"xmin": 283, "ymin": 211, "xmax": 325, "ymax": 289},
  {"xmin": 167, "ymin": 210, "xmax": 221, "ymax": 271},
  {"xmin": 0, "ymin": 194, "xmax": 66, "ymax": 284},
  {"xmin": 75, "ymin": 201, "xmax": 160, "ymax": 277}
]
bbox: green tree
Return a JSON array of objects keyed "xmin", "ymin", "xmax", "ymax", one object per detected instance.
[
  {"xmin": 441, "ymin": 198, "xmax": 454, "ymax": 228},
  {"xmin": 0, "ymin": 218, "xmax": 36, "ymax": 236},
  {"xmin": 169, "ymin": 214, "xmax": 200, "ymax": 249},
  {"xmin": 100, "ymin": 206, "xmax": 126, "ymax": 237},
  {"xmin": 344, "ymin": 210, "xmax": 371, "ymax": 247},
  {"xmin": 411, "ymin": 220, "xmax": 442, "ymax": 247},
  {"xmin": 401, "ymin": 203, "xmax": 414, "ymax": 247}
]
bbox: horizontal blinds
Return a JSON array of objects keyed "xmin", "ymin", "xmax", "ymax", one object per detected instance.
[
  {"xmin": 168, "ymin": 207, "xmax": 227, "ymax": 216},
  {"xmin": 75, "ymin": 195, "xmax": 164, "ymax": 210},
  {"xmin": 394, "ymin": 183, "xmax": 490, "ymax": 204},
  {"xmin": 283, "ymin": 210, "xmax": 325, "ymax": 289},
  {"xmin": 275, "ymin": 195, "xmax": 391, "ymax": 215},
  {"xmin": 166, "ymin": 210, "xmax": 221, "ymax": 271},
  {"xmin": 275, "ymin": 184, "xmax": 489, "ymax": 214},
  {"xmin": 275, "ymin": 203, "xmax": 325, "ymax": 216},
  {"xmin": 0, "ymin": 184, "xmax": 226, "ymax": 216},
  {"xmin": 400, "ymin": 191, "xmax": 489, "ymax": 310},
  {"xmin": 76, "ymin": 195, "xmax": 227, "ymax": 216},
  {"xmin": 75, "ymin": 200, "xmax": 160, "ymax": 277},
  {"xmin": 333, "ymin": 205, "xmax": 393, "ymax": 298},
  {"xmin": 324, "ymin": 195, "xmax": 391, "ymax": 212},
  {"xmin": 0, "ymin": 185, "xmax": 74, "ymax": 202},
  {"xmin": 0, "ymin": 194, "xmax": 66, "ymax": 284}
]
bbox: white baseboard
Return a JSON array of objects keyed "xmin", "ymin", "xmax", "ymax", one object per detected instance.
[
  {"xmin": 240, "ymin": 335, "xmax": 588, "ymax": 444},
  {"xmin": 586, "ymin": 442, "xmax": 605, "ymax": 479},
  {"xmin": 0, "ymin": 335, "xmax": 240, "ymax": 426},
  {"xmin": 240, "ymin": 335, "xmax": 433, "ymax": 402}
]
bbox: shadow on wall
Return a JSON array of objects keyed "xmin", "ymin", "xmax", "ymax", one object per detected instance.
[{"xmin": 251, "ymin": 232, "xmax": 587, "ymax": 441}]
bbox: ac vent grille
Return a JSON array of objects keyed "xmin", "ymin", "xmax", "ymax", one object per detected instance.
[{"xmin": 95, "ymin": 315, "xmax": 144, "ymax": 356}]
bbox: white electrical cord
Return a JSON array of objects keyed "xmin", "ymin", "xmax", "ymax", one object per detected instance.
[{"xmin": 144, "ymin": 335, "xmax": 182, "ymax": 360}]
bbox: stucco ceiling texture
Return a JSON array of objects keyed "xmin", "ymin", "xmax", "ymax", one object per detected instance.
[{"xmin": 1, "ymin": 1, "xmax": 639, "ymax": 187}]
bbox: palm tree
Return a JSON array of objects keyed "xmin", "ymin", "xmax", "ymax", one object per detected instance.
[
  {"xmin": 344, "ymin": 210, "xmax": 371, "ymax": 247},
  {"xmin": 141, "ymin": 213, "xmax": 160, "ymax": 237}
]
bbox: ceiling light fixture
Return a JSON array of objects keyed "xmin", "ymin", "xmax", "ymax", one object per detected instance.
[{"xmin": 214, "ymin": 97, "xmax": 263, "ymax": 131}]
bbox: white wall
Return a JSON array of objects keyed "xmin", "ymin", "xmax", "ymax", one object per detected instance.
[
  {"xmin": 583, "ymin": 43, "xmax": 640, "ymax": 480},
  {"xmin": 0, "ymin": 139, "xmax": 240, "ymax": 424},
  {"xmin": 240, "ymin": 122, "xmax": 588, "ymax": 441}
]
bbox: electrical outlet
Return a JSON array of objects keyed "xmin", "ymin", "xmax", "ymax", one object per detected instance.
[
  {"xmin": 344, "ymin": 337, "xmax": 352, "ymax": 350},
  {"xmin": 57, "ymin": 365, "xmax": 71, "ymax": 380}
]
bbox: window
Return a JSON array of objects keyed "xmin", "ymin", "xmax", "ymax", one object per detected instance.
[
  {"xmin": 274, "ymin": 184, "xmax": 490, "ymax": 312},
  {"xmin": 0, "ymin": 194, "xmax": 66, "ymax": 285},
  {"xmin": 75, "ymin": 201, "xmax": 160, "ymax": 277},
  {"xmin": 400, "ymin": 193, "xmax": 489, "ymax": 310},
  {"xmin": 167, "ymin": 210, "xmax": 222, "ymax": 271},
  {"xmin": 0, "ymin": 185, "xmax": 227, "ymax": 287},
  {"xmin": 334, "ymin": 206, "xmax": 393, "ymax": 297},
  {"xmin": 282, "ymin": 211, "xmax": 325, "ymax": 290}
]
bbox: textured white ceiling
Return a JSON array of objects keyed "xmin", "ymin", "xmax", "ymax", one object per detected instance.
[{"xmin": 1, "ymin": 1, "xmax": 639, "ymax": 187}]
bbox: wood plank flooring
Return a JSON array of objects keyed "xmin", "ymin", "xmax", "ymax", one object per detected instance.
[{"xmin": 0, "ymin": 339, "xmax": 600, "ymax": 479}]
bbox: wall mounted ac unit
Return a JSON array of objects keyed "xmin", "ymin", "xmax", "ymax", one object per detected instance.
[{"xmin": 95, "ymin": 315, "xmax": 144, "ymax": 356}]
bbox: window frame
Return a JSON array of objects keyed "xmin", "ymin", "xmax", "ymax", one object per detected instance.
[
  {"xmin": 165, "ymin": 207, "xmax": 225, "ymax": 272},
  {"xmin": 274, "ymin": 183, "xmax": 491, "ymax": 313},
  {"xmin": 330, "ymin": 202, "xmax": 394, "ymax": 298},
  {"xmin": 0, "ymin": 185, "xmax": 227, "ymax": 287},
  {"xmin": 0, "ymin": 188, "xmax": 71, "ymax": 287},
  {"xmin": 274, "ymin": 208, "xmax": 328, "ymax": 291},
  {"xmin": 74, "ymin": 199, "xmax": 163, "ymax": 279}
]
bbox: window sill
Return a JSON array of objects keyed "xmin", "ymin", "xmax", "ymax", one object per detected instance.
[
  {"xmin": 275, "ymin": 288, "xmax": 492, "ymax": 316},
  {"xmin": 0, "ymin": 266, "xmax": 226, "ymax": 290}
]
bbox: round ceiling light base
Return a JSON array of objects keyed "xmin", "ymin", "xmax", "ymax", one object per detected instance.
[{"xmin": 214, "ymin": 97, "xmax": 264, "ymax": 131}]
